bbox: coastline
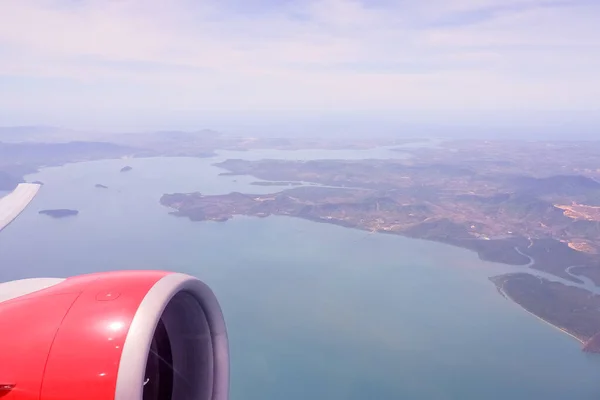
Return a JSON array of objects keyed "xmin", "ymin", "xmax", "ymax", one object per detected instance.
[
  {"xmin": 295, "ymin": 215, "xmax": 596, "ymax": 347},
  {"xmin": 292, "ymin": 214, "xmax": 598, "ymax": 346},
  {"xmin": 161, "ymin": 200, "xmax": 600, "ymax": 349},
  {"xmin": 494, "ymin": 280, "xmax": 586, "ymax": 345},
  {"xmin": 162, "ymin": 203, "xmax": 535, "ymax": 269}
]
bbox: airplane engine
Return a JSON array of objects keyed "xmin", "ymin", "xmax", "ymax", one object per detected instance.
[{"xmin": 0, "ymin": 270, "xmax": 229, "ymax": 400}]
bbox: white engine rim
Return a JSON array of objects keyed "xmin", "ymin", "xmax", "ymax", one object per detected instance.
[{"xmin": 115, "ymin": 273, "xmax": 229, "ymax": 400}]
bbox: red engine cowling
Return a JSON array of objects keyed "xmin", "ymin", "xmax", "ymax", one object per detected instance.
[{"xmin": 0, "ymin": 270, "xmax": 229, "ymax": 400}]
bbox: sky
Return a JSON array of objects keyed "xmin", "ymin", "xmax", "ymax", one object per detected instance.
[{"xmin": 0, "ymin": 0, "xmax": 599, "ymax": 133}]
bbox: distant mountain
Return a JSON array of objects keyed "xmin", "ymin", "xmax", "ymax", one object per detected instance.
[
  {"xmin": 114, "ymin": 128, "xmax": 222, "ymax": 143},
  {"xmin": 0, "ymin": 141, "xmax": 137, "ymax": 164},
  {"xmin": 509, "ymin": 175, "xmax": 600, "ymax": 197},
  {"xmin": 458, "ymin": 192, "xmax": 571, "ymax": 225},
  {"xmin": 0, "ymin": 125, "xmax": 62, "ymax": 136},
  {"xmin": 412, "ymin": 163, "xmax": 477, "ymax": 178},
  {"xmin": 0, "ymin": 141, "xmax": 140, "ymax": 191},
  {"xmin": 0, "ymin": 126, "xmax": 99, "ymax": 143},
  {"xmin": 405, "ymin": 218, "xmax": 473, "ymax": 240},
  {"xmin": 0, "ymin": 126, "xmax": 225, "ymax": 146}
]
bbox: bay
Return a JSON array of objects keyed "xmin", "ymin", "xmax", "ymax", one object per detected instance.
[{"xmin": 0, "ymin": 151, "xmax": 599, "ymax": 400}]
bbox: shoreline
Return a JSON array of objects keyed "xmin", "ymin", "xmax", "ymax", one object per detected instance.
[
  {"xmin": 495, "ymin": 281, "xmax": 586, "ymax": 345},
  {"xmin": 162, "ymin": 204, "xmax": 599, "ymax": 349},
  {"xmin": 162, "ymin": 205, "xmax": 536, "ymax": 267}
]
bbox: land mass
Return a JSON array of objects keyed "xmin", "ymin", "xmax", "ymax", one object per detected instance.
[
  {"xmin": 0, "ymin": 126, "xmax": 409, "ymax": 191},
  {"xmin": 39, "ymin": 209, "xmax": 79, "ymax": 218},
  {"xmin": 0, "ymin": 140, "xmax": 139, "ymax": 191},
  {"xmin": 160, "ymin": 140, "xmax": 600, "ymax": 353},
  {"xmin": 120, "ymin": 166, "xmax": 133, "ymax": 172},
  {"xmin": 160, "ymin": 187, "xmax": 590, "ymax": 275},
  {"xmin": 491, "ymin": 273, "xmax": 600, "ymax": 346},
  {"xmin": 3, "ymin": 127, "xmax": 600, "ymax": 355},
  {"xmin": 95, "ymin": 184, "xmax": 109, "ymax": 189}
]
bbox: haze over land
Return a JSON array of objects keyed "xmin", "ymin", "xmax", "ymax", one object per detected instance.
[
  {"xmin": 3, "ymin": 152, "xmax": 600, "ymax": 399},
  {"xmin": 1, "ymin": 124, "xmax": 600, "ymax": 355},
  {"xmin": 1, "ymin": 0, "xmax": 600, "ymax": 398}
]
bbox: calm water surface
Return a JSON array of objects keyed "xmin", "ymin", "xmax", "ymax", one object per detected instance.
[{"xmin": 0, "ymin": 151, "xmax": 599, "ymax": 400}]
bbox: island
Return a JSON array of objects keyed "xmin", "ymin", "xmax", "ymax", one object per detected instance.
[
  {"xmin": 160, "ymin": 140, "xmax": 600, "ymax": 353},
  {"xmin": 95, "ymin": 184, "xmax": 109, "ymax": 189},
  {"xmin": 39, "ymin": 209, "xmax": 79, "ymax": 218},
  {"xmin": 120, "ymin": 166, "xmax": 133, "ymax": 172}
]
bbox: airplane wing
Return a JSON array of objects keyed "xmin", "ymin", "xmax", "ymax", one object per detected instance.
[
  {"xmin": 0, "ymin": 183, "xmax": 41, "ymax": 232},
  {"xmin": 0, "ymin": 271, "xmax": 229, "ymax": 400}
]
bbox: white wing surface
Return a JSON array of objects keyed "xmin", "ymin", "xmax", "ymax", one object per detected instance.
[{"xmin": 0, "ymin": 183, "xmax": 41, "ymax": 232}]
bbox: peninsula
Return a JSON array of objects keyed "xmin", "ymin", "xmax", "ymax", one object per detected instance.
[
  {"xmin": 160, "ymin": 140, "xmax": 600, "ymax": 353},
  {"xmin": 491, "ymin": 273, "xmax": 600, "ymax": 345}
]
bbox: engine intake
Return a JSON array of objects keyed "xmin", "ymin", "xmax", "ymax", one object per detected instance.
[
  {"xmin": 116, "ymin": 273, "xmax": 229, "ymax": 400},
  {"xmin": 0, "ymin": 271, "xmax": 229, "ymax": 400}
]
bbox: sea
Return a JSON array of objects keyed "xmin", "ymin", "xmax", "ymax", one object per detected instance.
[{"xmin": 0, "ymin": 145, "xmax": 599, "ymax": 400}]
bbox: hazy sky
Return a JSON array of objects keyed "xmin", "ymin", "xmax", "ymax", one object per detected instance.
[{"xmin": 0, "ymin": 0, "xmax": 599, "ymax": 131}]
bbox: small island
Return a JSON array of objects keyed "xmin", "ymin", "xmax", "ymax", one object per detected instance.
[
  {"xmin": 120, "ymin": 166, "xmax": 133, "ymax": 172},
  {"xmin": 95, "ymin": 184, "xmax": 109, "ymax": 189},
  {"xmin": 39, "ymin": 209, "xmax": 79, "ymax": 218}
]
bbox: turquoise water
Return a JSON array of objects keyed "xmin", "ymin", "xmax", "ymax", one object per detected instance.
[{"xmin": 0, "ymin": 155, "xmax": 599, "ymax": 399}]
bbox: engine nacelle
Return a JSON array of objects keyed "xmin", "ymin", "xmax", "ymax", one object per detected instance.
[{"xmin": 0, "ymin": 271, "xmax": 229, "ymax": 400}]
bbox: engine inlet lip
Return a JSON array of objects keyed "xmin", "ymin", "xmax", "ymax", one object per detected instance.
[{"xmin": 115, "ymin": 273, "xmax": 229, "ymax": 400}]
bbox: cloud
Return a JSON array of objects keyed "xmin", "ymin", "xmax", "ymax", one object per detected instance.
[{"xmin": 0, "ymin": 0, "xmax": 599, "ymax": 126}]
